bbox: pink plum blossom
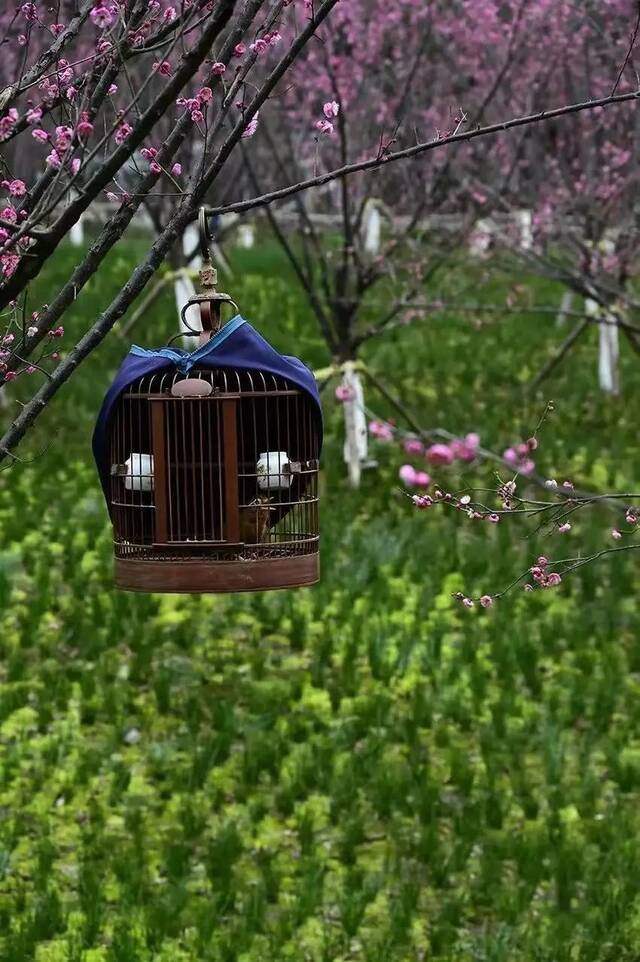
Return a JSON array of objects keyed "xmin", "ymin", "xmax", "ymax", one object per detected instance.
[
  {"xmin": 0, "ymin": 109, "xmax": 19, "ymax": 141},
  {"xmin": 399, "ymin": 464, "xmax": 418, "ymax": 486},
  {"xmin": 54, "ymin": 125, "xmax": 73, "ymax": 151},
  {"xmin": 503, "ymin": 444, "xmax": 534, "ymax": 475},
  {"xmin": 45, "ymin": 149, "xmax": 62, "ymax": 168},
  {"xmin": 369, "ymin": 420, "xmax": 393, "ymax": 441},
  {"xmin": 426, "ymin": 443, "xmax": 454, "ymax": 466},
  {"xmin": 0, "ymin": 255, "xmax": 19, "ymax": 277},
  {"xmin": 450, "ymin": 433, "xmax": 480, "ymax": 462},
  {"xmin": 2, "ymin": 180, "xmax": 27, "ymax": 197},
  {"xmin": 403, "ymin": 437, "xmax": 424, "ymax": 455},
  {"xmin": 115, "ymin": 123, "xmax": 132, "ymax": 145},
  {"xmin": 323, "ymin": 101, "xmax": 340, "ymax": 119},
  {"xmin": 241, "ymin": 114, "xmax": 259, "ymax": 139},
  {"xmin": 335, "ymin": 384, "xmax": 354, "ymax": 402},
  {"xmin": 89, "ymin": 6, "xmax": 114, "ymax": 29},
  {"xmin": 77, "ymin": 114, "xmax": 94, "ymax": 139}
]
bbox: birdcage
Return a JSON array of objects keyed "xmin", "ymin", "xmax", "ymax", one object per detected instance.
[{"xmin": 92, "ymin": 211, "xmax": 322, "ymax": 593}]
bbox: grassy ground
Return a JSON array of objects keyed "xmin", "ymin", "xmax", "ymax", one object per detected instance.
[{"xmin": 1, "ymin": 238, "xmax": 640, "ymax": 961}]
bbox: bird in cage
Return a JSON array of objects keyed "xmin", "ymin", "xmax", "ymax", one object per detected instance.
[{"xmin": 239, "ymin": 496, "xmax": 273, "ymax": 543}]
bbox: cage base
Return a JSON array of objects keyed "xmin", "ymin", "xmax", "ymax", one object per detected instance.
[{"xmin": 114, "ymin": 552, "xmax": 319, "ymax": 593}]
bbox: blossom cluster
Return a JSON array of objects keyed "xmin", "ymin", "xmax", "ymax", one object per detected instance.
[{"xmin": 368, "ymin": 415, "xmax": 482, "ymax": 484}]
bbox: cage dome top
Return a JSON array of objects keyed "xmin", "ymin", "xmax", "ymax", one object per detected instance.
[{"xmin": 92, "ymin": 314, "xmax": 323, "ymax": 508}]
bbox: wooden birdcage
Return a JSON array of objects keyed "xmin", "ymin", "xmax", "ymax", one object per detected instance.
[
  {"xmin": 109, "ymin": 365, "xmax": 320, "ymax": 592},
  {"xmin": 102, "ymin": 211, "xmax": 321, "ymax": 593}
]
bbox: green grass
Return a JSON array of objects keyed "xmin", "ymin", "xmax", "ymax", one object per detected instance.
[{"xmin": 1, "ymin": 238, "xmax": 640, "ymax": 961}]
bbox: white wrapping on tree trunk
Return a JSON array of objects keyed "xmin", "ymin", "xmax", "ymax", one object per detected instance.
[
  {"xmin": 341, "ymin": 364, "xmax": 368, "ymax": 488},
  {"xmin": 517, "ymin": 209, "xmax": 533, "ymax": 251},
  {"xmin": 598, "ymin": 317, "xmax": 620, "ymax": 395},
  {"xmin": 363, "ymin": 200, "xmax": 381, "ymax": 255},
  {"xmin": 69, "ymin": 215, "xmax": 84, "ymax": 247},
  {"xmin": 177, "ymin": 223, "xmax": 203, "ymax": 344},
  {"xmin": 586, "ymin": 298, "xmax": 620, "ymax": 395},
  {"xmin": 469, "ymin": 218, "xmax": 494, "ymax": 257},
  {"xmin": 556, "ymin": 290, "xmax": 573, "ymax": 327},
  {"xmin": 238, "ymin": 224, "xmax": 255, "ymax": 248}
]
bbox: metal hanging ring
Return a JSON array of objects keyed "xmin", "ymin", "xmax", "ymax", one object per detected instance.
[
  {"xmin": 169, "ymin": 294, "xmax": 240, "ymax": 343},
  {"xmin": 199, "ymin": 207, "xmax": 212, "ymax": 262}
]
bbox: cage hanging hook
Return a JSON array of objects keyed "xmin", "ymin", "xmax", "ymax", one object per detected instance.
[
  {"xmin": 166, "ymin": 207, "xmax": 239, "ymax": 346},
  {"xmin": 199, "ymin": 206, "xmax": 212, "ymax": 264}
]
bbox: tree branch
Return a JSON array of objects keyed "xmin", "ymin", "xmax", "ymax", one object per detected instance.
[{"xmin": 205, "ymin": 88, "xmax": 640, "ymax": 218}]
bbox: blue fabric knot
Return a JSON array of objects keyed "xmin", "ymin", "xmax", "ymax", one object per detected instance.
[{"xmin": 130, "ymin": 315, "xmax": 247, "ymax": 371}]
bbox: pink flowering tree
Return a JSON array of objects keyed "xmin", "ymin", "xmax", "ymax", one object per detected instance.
[
  {"xmin": 0, "ymin": 0, "xmax": 344, "ymax": 443},
  {"xmin": 460, "ymin": 0, "xmax": 640, "ymax": 394},
  {"xmin": 0, "ymin": 0, "xmax": 637, "ymax": 467},
  {"xmin": 240, "ymin": 0, "xmax": 532, "ymax": 365},
  {"xmin": 234, "ymin": 0, "xmax": 640, "ymax": 481}
]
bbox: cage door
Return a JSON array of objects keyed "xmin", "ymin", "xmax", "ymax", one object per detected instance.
[{"xmin": 150, "ymin": 396, "xmax": 240, "ymax": 545}]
